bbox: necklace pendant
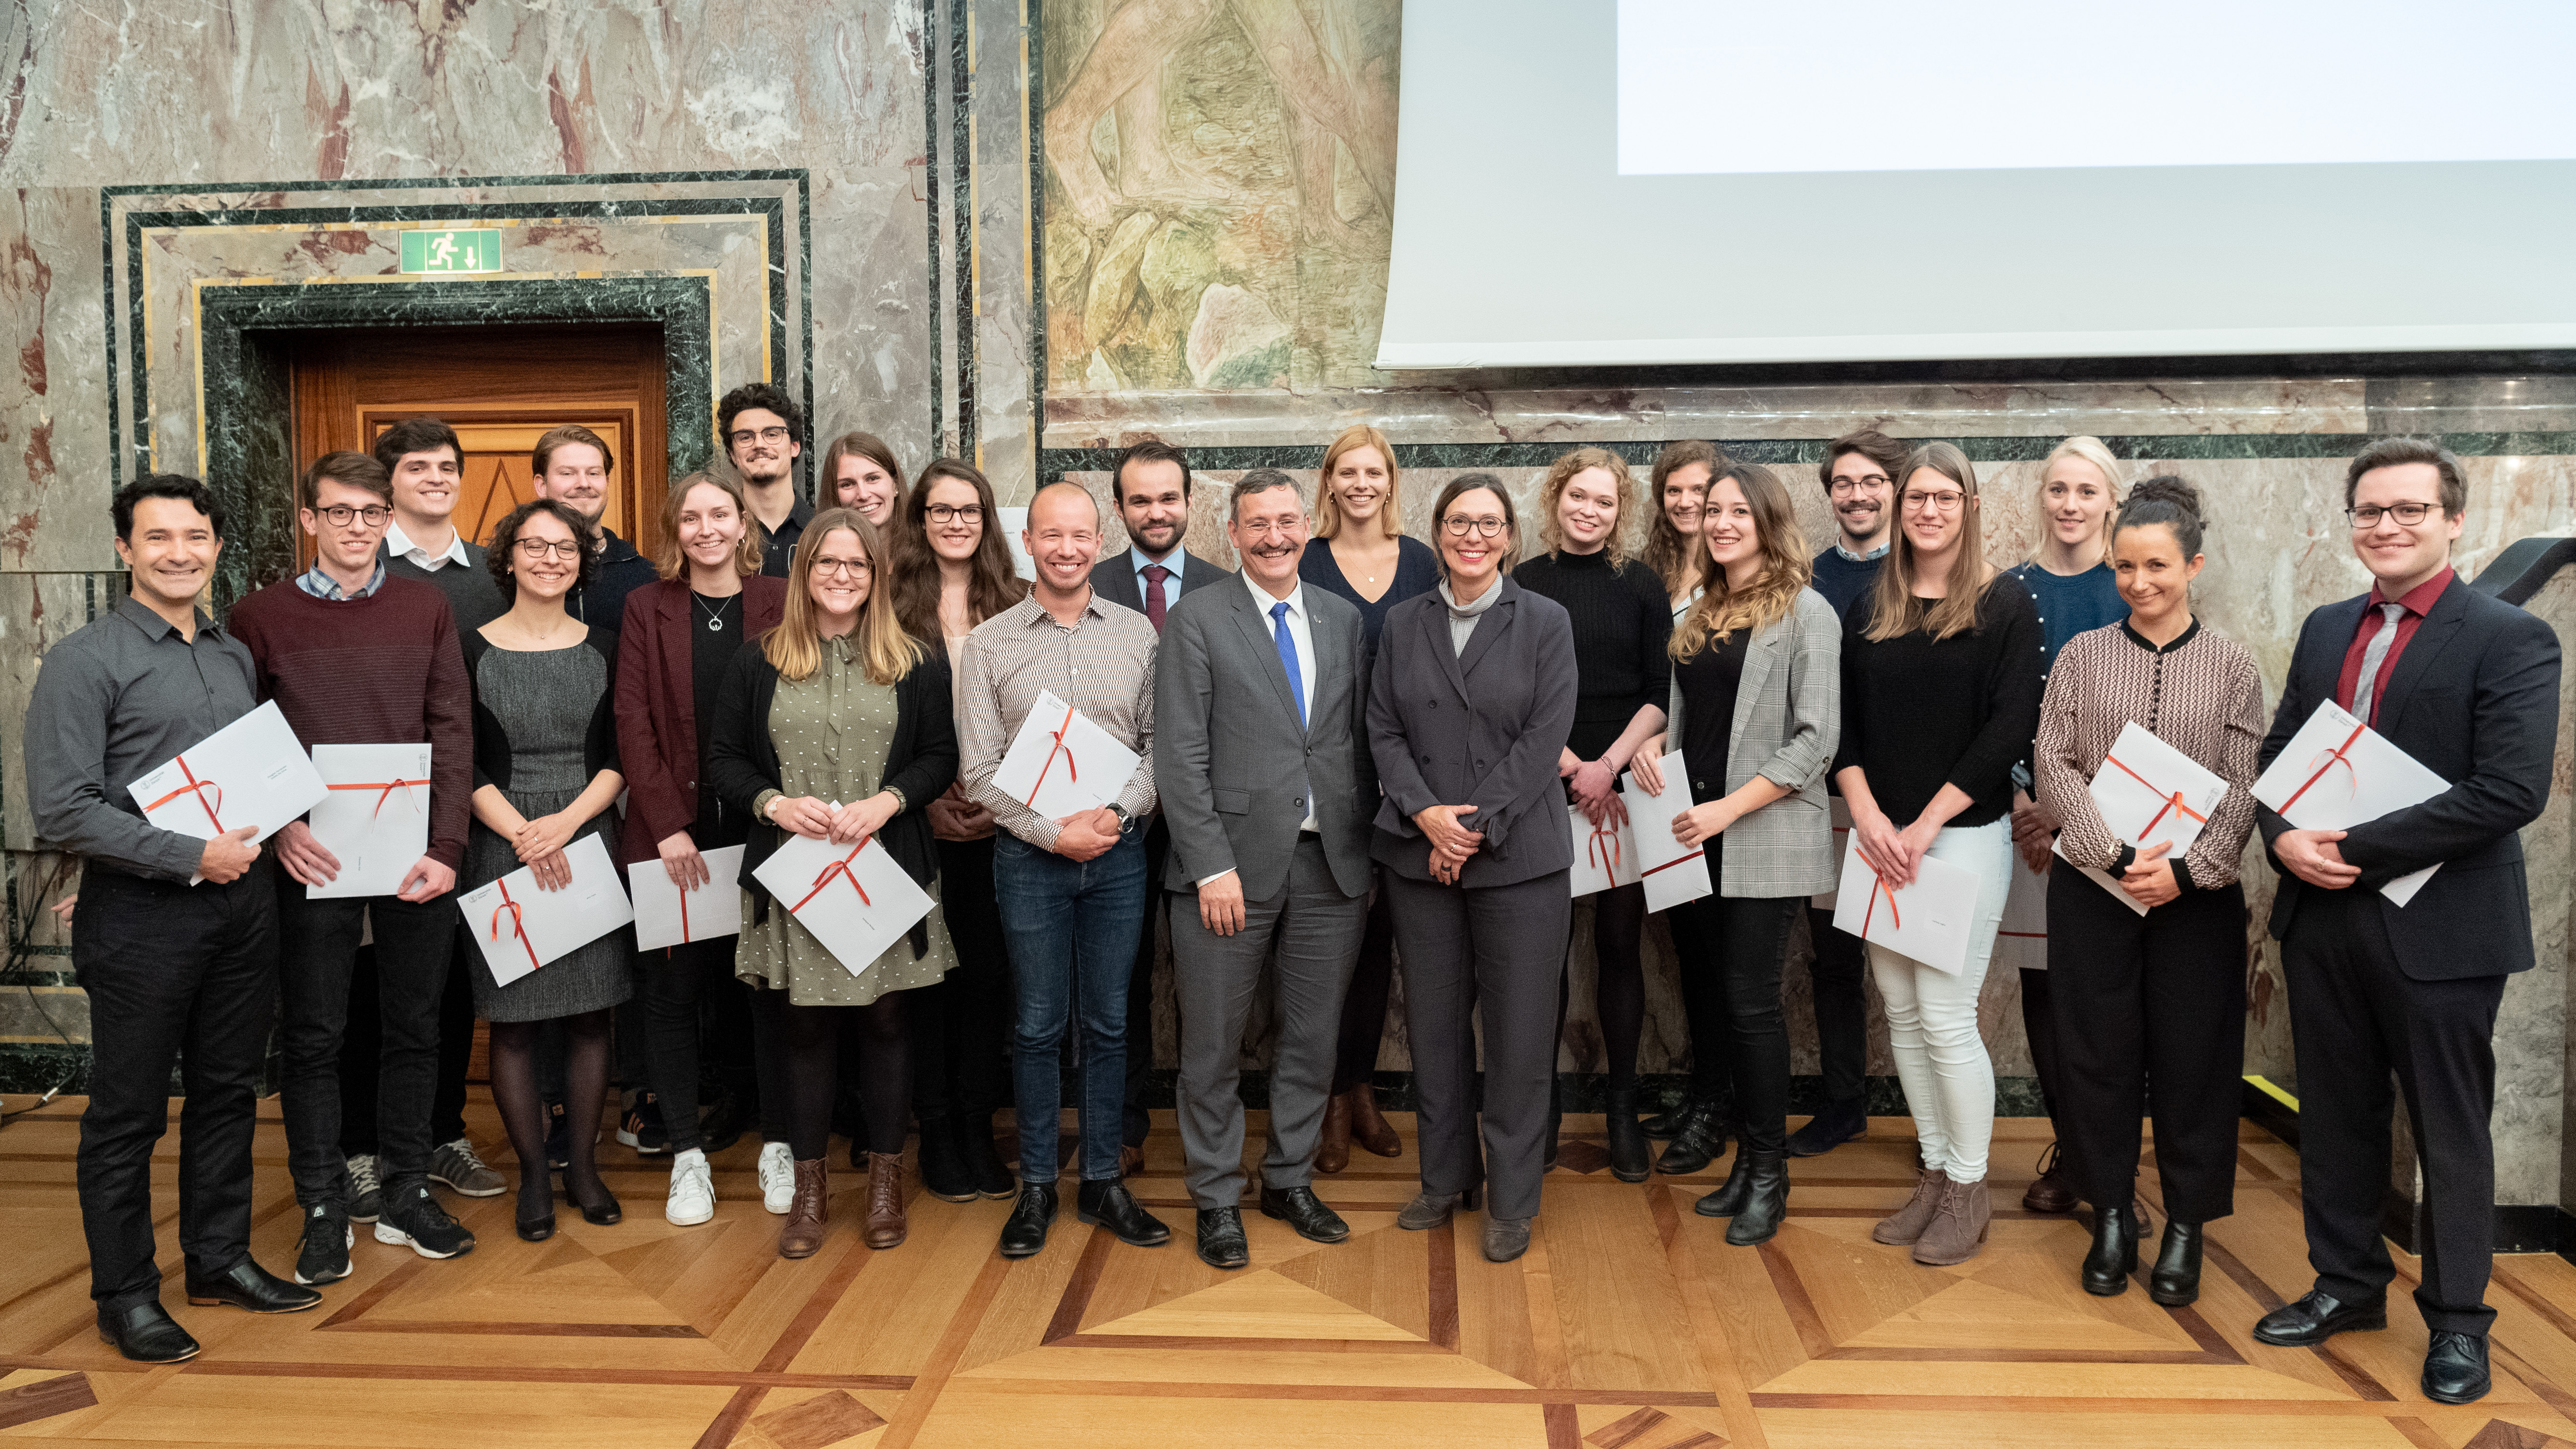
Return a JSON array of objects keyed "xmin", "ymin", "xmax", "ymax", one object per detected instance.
[{"xmin": 708, "ymin": 617, "xmax": 724, "ymax": 632}]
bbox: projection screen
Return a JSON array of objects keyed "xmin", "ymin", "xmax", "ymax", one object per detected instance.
[{"xmin": 1374, "ymin": 0, "xmax": 2576, "ymax": 369}]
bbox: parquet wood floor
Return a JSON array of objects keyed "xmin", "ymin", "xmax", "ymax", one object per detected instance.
[{"xmin": 5, "ymin": 1095, "xmax": 2575, "ymax": 1447}]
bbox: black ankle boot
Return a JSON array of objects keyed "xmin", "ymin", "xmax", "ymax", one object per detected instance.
[
  {"xmin": 1640, "ymin": 1092, "xmax": 1697, "ymax": 1140},
  {"xmin": 2149, "ymin": 1219, "xmax": 2204, "ymax": 1305},
  {"xmin": 1655, "ymin": 1106, "xmax": 1728, "ymax": 1176},
  {"xmin": 916, "ymin": 1116, "xmax": 977, "ymax": 1203},
  {"xmin": 2081, "ymin": 1202, "xmax": 2141, "ymax": 1296},
  {"xmin": 1724, "ymin": 1150, "xmax": 1789, "ymax": 1246},
  {"xmin": 1604, "ymin": 1087, "xmax": 1650, "ymax": 1183},
  {"xmin": 1693, "ymin": 1145, "xmax": 1756, "ymax": 1218}
]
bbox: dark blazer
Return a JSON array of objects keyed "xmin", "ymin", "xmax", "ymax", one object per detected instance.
[
  {"xmin": 611, "ymin": 576, "xmax": 788, "ymax": 866},
  {"xmin": 459, "ymin": 626, "xmax": 621, "ymax": 807},
  {"xmin": 1089, "ymin": 547, "xmax": 1232, "ymax": 618},
  {"xmin": 2257, "ymin": 575, "xmax": 2560, "ymax": 979},
  {"xmin": 1155, "ymin": 578, "xmax": 1375, "ymax": 900},
  {"xmin": 1367, "ymin": 578, "xmax": 1580, "ymax": 888},
  {"xmin": 704, "ymin": 639, "xmax": 958, "ymax": 956}
]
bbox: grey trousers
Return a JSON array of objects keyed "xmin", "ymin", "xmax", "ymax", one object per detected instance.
[
  {"xmin": 1385, "ymin": 868, "xmax": 1571, "ymax": 1222},
  {"xmin": 1174, "ymin": 836, "xmax": 1369, "ymax": 1210}
]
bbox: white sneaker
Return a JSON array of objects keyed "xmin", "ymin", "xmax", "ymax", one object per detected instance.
[
  {"xmin": 758, "ymin": 1141, "xmax": 795, "ymax": 1214},
  {"xmin": 666, "ymin": 1149, "xmax": 715, "ymax": 1226}
]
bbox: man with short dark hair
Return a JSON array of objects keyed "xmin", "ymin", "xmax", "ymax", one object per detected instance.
[
  {"xmin": 1088, "ymin": 437, "xmax": 1233, "ymax": 1171},
  {"xmin": 375, "ymin": 417, "xmax": 506, "ymax": 634},
  {"xmin": 229, "ymin": 452, "xmax": 478, "ymax": 1282},
  {"xmin": 719, "ymin": 383, "xmax": 811, "ymax": 577},
  {"xmin": 26, "ymin": 475, "xmax": 322, "ymax": 1362},
  {"xmin": 531, "ymin": 423, "xmax": 657, "ymax": 635},
  {"xmin": 2250, "ymin": 437, "xmax": 2559, "ymax": 1407}
]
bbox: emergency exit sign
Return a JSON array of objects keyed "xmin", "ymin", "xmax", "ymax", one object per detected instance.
[{"xmin": 399, "ymin": 229, "xmax": 505, "ymax": 275}]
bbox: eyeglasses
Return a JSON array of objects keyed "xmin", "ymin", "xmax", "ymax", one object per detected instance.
[
  {"xmin": 1829, "ymin": 474, "xmax": 1893, "ymax": 496},
  {"xmin": 1442, "ymin": 515, "xmax": 1509, "ymax": 539},
  {"xmin": 925, "ymin": 504, "xmax": 983, "ymax": 524},
  {"xmin": 312, "ymin": 504, "xmax": 391, "ymax": 527},
  {"xmin": 2347, "ymin": 501, "xmax": 2439, "ymax": 528},
  {"xmin": 811, "ymin": 557, "xmax": 873, "ymax": 579},
  {"xmin": 728, "ymin": 426, "xmax": 792, "ymax": 447},
  {"xmin": 1903, "ymin": 490, "xmax": 1966, "ymax": 512},
  {"xmin": 514, "ymin": 538, "xmax": 584, "ymax": 560}
]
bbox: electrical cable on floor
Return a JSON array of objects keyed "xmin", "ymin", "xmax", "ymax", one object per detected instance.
[{"xmin": 0, "ymin": 856, "xmax": 81, "ymax": 1130}]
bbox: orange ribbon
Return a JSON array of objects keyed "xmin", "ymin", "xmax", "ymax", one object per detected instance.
[
  {"xmin": 489, "ymin": 879, "xmax": 541, "ymax": 975},
  {"xmin": 145, "ymin": 756, "xmax": 224, "ymax": 832},
  {"xmin": 1587, "ymin": 820, "xmax": 1623, "ymax": 876},
  {"xmin": 1860, "ymin": 872, "xmax": 1901, "ymax": 940},
  {"xmin": 2279, "ymin": 721, "xmax": 2367, "ymax": 815},
  {"xmin": 327, "ymin": 777, "xmax": 425, "ymax": 817},
  {"xmin": 790, "ymin": 840, "xmax": 874, "ymax": 914},
  {"xmin": 1022, "ymin": 701, "xmax": 1079, "ymax": 808},
  {"xmin": 2100, "ymin": 753, "xmax": 2207, "ymax": 846}
]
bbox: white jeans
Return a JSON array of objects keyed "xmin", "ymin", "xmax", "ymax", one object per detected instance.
[{"xmin": 1864, "ymin": 817, "xmax": 2011, "ymax": 1184}]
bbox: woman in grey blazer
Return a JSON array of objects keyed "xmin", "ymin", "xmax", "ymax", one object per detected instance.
[
  {"xmin": 1632, "ymin": 462, "xmax": 1840, "ymax": 1245},
  {"xmin": 1368, "ymin": 474, "xmax": 1579, "ymax": 1263}
]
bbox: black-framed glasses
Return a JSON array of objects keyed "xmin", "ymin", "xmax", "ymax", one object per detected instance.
[
  {"xmin": 312, "ymin": 504, "xmax": 391, "ymax": 527},
  {"xmin": 729, "ymin": 426, "xmax": 792, "ymax": 447},
  {"xmin": 1903, "ymin": 489, "xmax": 1966, "ymax": 512},
  {"xmin": 1442, "ymin": 515, "xmax": 1508, "ymax": 539},
  {"xmin": 1829, "ymin": 474, "xmax": 1893, "ymax": 496},
  {"xmin": 926, "ymin": 504, "xmax": 983, "ymax": 524},
  {"xmin": 2347, "ymin": 501, "xmax": 2438, "ymax": 528}
]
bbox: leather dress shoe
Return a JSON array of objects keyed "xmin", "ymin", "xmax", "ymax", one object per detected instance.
[
  {"xmin": 1259, "ymin": 1184, "xmax": 1350, "ymax": 1244},
  {"xmin": 1482, "ymin": 1215, "xmax": 1532, "ymax": 1262},
  {"xmin": 1077, "ymin": 1179, "xmax": 1171, "ymax": 1247},
  {"xmin": 1396, "ymin": 1186, "xmax": 1480, "ymax": 1230},
  {"xmin": 2081, "ymin": 1202, "xmax": 2142, "ymax": 1296},
  {"xmin": 185, "ymin": 1258, "xmax": 322, "ymax": 1315},
  {"xmin": 98, "ymin": 1301, "xmax": 200, "ymax": 1363},
  {"xmin": 999, "ymin": 1181, "xmax": 1059, "ymax": 1258},
  {"xmin": 1195, "ymin": 1207, "xmax": 1250, "ymax": 1270},
  {"xmin": 2422, "ymin": 1330, "xmax": 2491, "ymax": 1404},
  {"xmin": 2149, "ymin": 1220, "xmax": 2204, "ymax": 1306},
  {"xmin": 2252, "ymin": 1289, "xmax": 2386, "ymax": 1347},
  {"xmin": 2021, "ymin": 1142, "xmax": 2078, "ymax": 1213}
]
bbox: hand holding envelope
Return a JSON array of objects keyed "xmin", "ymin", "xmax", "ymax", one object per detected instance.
[
  {"xmin": 305, "ymin": 744, "xmax": 433, "ymax": 900},
  {"xmin": 2252, "ymin": 700, "xmax": 2450, "ymax": 906},
  {"xmin": 1830, "ymin": 835, "xmax": 1979, "ymax": 974},
  {"xmin": 127, "ymin": 700, "xmax": 330, "ymax": 885},
  {"xmin": 2057, "ymin": 722, "xmax": 2229, "ymax": 915},
  {"xmin": 455, "ymin": 835, "xmax": 635, "ymax": 989},
  {"xmin": 751, "ymin": 826, "xmax": 935, "ymax": 977},
  {"xmin": 630, "ymin": 844, "xmax": 746, "ymax": 951},
  {"xmin": 1567, "ymin": 802, "xmax": 1640, "ymax": 898},
  {"xmin": 1618, "ymin": 750, "xmax": 1713, "ymax": 912},
  {"xmin": 990, "ymin": 689, "xmax": 1142, "ymax": 822}
]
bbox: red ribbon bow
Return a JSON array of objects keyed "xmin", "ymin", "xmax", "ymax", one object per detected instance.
[
  {"xmin": 791, "ymin": 840, "xmax": 874, "ymax": 913},
  {"xmin": 1587, "ymin": 820, "xmax": 1623, "ymax": 876},
  {"xmin": 2101, "ymin": 754, "xmax": 2208, "ymax": 847},
  {"xmin": 1023, "ymin": 701, "xmax": 1079, "ymax": 808},
  {"xmin": 489, "ymin": 879, "xmax": 541, "ymax": 975},
  {"xmin": 2279, "ymin": 721, "xmax": 2367, "ymax": 815},
  {"xmin": 1860, "ymin": 871, "xmax": 1902, "ymax": 940},
  {"xmin": 327, "ymin": 777, "xmax": 425, "ymax": 817},
  {"xmin": 145, "ymin": 756, "xmax": 225, "ymax": 832}
]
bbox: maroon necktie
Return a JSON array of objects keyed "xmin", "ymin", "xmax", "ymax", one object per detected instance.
[{"xmin": 1142, "ymin": 563, "xmax": 1170, "ymax": 633}]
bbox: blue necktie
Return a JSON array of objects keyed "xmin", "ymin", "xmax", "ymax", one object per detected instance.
[{"xmin": 1271, "ymin": 600, "xmax": 1307, "ymax": 727}]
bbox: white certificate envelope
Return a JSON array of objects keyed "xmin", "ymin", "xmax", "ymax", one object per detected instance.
[
  {"xmin": 989, "ymin": 690, "xmax": 1141, "ymax": 821},
  {"xmin": 628, "ymin": 844, "xmax": 746, "ymax": 951},
  {"xmin": 2063, "ymin": 721, "xmax": 2231, "ymax": 913},
  {"xmin": 1567, "ymin": 802, "xmax": 1639, "ymax": 898},
  {"xmin": 2251, "ymin": 701, "xmax": 2449, "ymax": 906},
  {"xmin": 1830, "ymin": 836, "xmax": 1979, "ymax": 974},
  {"xmin": 752, "ymin": 831, "xmax": 936, "ymax": 978},
  {"xmin": 305, "ymin": 744, "xmax": 432, "ymax": 900},
  {"xmin": 1618, "ymin": 751, "xmax": 1713, "ymax": 912},
  {"xmin": 1812, "ymin": 795, "xmax": 1853, "ymax": 910},
  {"xmin": 127, "ymin": 699, "xmax": 329, "ymax": 885},
  {"xmin": 456, "ymin": 834, "xmax": 635, "ymax": 989}
]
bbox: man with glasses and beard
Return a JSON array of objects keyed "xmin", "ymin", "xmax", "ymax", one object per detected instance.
[{"xmin": 719, "ymin": 382, "xmax": 812, "ymax": 578}]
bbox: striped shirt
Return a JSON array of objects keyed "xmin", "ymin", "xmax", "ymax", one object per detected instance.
[{"xmin": 956, "ymin": 589, "xmax": 1159, "ymax": 849}]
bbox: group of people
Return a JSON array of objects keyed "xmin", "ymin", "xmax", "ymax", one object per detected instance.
[{"xmin": 27, "ymin": 394, "xmax": 2554, "ymax": 1407}]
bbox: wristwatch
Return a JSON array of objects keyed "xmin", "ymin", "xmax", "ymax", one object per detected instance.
[{"xmin": 1105, "ymin": 803, "xmax": 1133, "ymax": 832}]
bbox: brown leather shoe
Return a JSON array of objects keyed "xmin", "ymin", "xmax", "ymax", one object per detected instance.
[
  {"xmin": 863, "ymin": 1151, "xmax": 908, "ymax": 1249},
  {"xmin": 779, "ymin": 1158, "xmax": 828, "ymax": 1259},
  {"xmin": 1347, "ymin": 1085, "xmax": 1401, "ymax": 1158},
  {"xmin": 2022, "ymin": 1142, "xmax": 2077, "ymax": 1213},
  {"xmin": 1119, "ymin": 1143, "xmax": 1145, "ymax": 1179},
  {"xmin": 1912, "ymin": 1175, "xmax": 1991, "ymax": 1266},
  {"xmin": 1872, "ymin": 1166, "xmax": 1949, "ymax": 1245},
  {"xmin": 1316, "ymin": 1092, "xmax": 1353, "ymax": 1175}
]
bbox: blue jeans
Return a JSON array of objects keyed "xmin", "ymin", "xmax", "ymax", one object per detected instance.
[{"xmin": 994, "ymin": 829, "xmax": 1148, "ymax": 1183}]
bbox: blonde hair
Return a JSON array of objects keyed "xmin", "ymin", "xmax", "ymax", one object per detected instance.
[
  {"xmin": 763, "ymin": 507, "xmax": 926, "ymax": 686},
  {"xmin": 1314, "ymin": 425, "xmax": 1401, "ymax": 540},
  {"xmin": 653, "ymin": 471, "xmax": 764, "ymax": 582},
  {"xmin": 1672, "ymin": 463, "xmax": 1810, "ymax": 658},
  {"xmin": 2025, "ymin": 435, "xmax": 2128, "ymax": 566},
  {"xmin": 1864, "ymin": 442, "xmax": 1992, "ymax": 644},
  {"xmin": 1537, "ymin": 446, "xmax": 1641, "ymax": 570}
]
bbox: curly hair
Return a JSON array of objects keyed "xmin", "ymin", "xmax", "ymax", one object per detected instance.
[
  {"xmin": 485, "ymin": 499, "xmax": 600, "ymax": 602},
  {"xmin": 1536, "ymin": 446, "xmax": 1642, "ymax": 570}
]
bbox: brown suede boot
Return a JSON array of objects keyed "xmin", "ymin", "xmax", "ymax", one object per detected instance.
[
  {"xmin": 779, "ymin": 1158, "xmax": 828, "ymax": 1259},
  {"xmin": 1347, "ymin": 1084, "xmax": 1401, "ymax": 1158},
  {"xmin": 1872, "ymin": 1165, "xmax": 1949, "ymax": 1245},
  {"xmin": 1316, "ymin": 1091, "xmax": 1353, "ymax": 1175},
  {"xmin": 863, "ymin": 1152, "xmax": 907, "ymax": 1249},
  {"xmin": 1911, "ymin": 1175, "xmax": 1992, "ymax": 1266}
]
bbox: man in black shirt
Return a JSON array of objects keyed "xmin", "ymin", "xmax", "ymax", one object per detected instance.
[
  {"xmin": 721, "ymin": 383, "xmax": 812, "ymax": 577},
  {"xmin": 532, "ymin": 423, "xmax": 658, "ymax": 633}
]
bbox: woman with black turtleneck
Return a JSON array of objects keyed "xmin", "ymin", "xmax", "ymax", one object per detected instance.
[{"xmin": 1511, "ymin": 447, "xmax": 1674, "ymax": 1182}]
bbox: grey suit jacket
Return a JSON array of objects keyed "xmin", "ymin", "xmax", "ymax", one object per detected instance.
[
  {"xmin": 1368, "ymin": 578, "xmax": 1580, "ymax": 888},
  {"xmin": 1663, "ymin": 588, "xmax": 1842, "ymax": 899},
  {"xmin": 1091, "ymin": 548, "xmax": 1232, "ymax": 619},
  {"xmin": 1155, "ymin": 579, "xmax": 1375, "ymax": 901}
]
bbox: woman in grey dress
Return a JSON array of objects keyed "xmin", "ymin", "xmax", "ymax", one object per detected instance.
[
  {"xmin": 708, "ymin": 507, "xmax": 958, "ymax": 1259},
  {"xmin": 463, "ymin": 500, "xmax": 628, "ymax": 1241}
]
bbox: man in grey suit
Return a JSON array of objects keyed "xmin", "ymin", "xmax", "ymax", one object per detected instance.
[
  {"xmin": 1155, "ymin": 470, "xmax": 1374, "ymax": 1270},
  {"xmin": 1090, "ymin": 437, "xmax": 1234, "ymax": 1173}
]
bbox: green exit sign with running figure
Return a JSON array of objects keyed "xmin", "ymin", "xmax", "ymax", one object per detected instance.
[{"xmin": 399, "ymin": 229, "xmax": 506, "ymax": 275}]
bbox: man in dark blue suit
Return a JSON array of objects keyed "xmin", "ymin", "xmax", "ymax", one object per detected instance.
[{"xmin": 2250, "ymin": 438, "xmax": 2560, "ymax": 1406}]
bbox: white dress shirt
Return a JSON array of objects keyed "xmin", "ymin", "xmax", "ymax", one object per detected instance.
[
  {"xmin": 384, "ymin": 518, "xmax": 472, "ymax": 572},
  {"xmin": 1131, "ymin": 545, "xmax": 1185, "ymax": 616},
  {"xmin": 1199, "ymin": 573, "xmax": 1318, "ymax": 887}
]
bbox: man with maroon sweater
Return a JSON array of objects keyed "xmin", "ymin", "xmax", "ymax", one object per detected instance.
[{"xmin": 228, "ymin": 452, "xmax": 478, "ymax": 1283}]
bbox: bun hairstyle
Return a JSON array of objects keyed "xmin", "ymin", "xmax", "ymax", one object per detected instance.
[{"xmin": 2114, "ymin": 475, "xmax": 2205, "ymax": 557}]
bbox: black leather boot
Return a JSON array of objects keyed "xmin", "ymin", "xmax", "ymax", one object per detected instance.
[
  {"xmin": 1640, "ymin": 1092, "xmax": 1697, "ymax": 1140},
  {"xmin": 2081, "ymin": 1202, "xmax": 2141, "ymax": 1296},
  {"xmin": 1655, "ymin": 1106, "xmax": 1729, "ymax": 1176},
  {"xmin": 1693, "ymin": 1144, "xmax": 1757, "ymax": 1218},
  {"xmin": 1604, "ymin": 1087, "xmax": 1650, "ymax": 1183},
  {"xmin": 1724, "ymin": 1151, "xmax": 1789, "ymax": 1246},
  {"xmin": 2149, "ymin": 1220, "xmax": 2204, "ymax": 1305},
  {"xmin": 916, "ymin": 1116, "xmax": 977, "ymax": 1203}
]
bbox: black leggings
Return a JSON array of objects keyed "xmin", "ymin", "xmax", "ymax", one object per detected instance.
[
  {"xmin": 1557, "ymin": 881, "xmax": 1649, "ymax": 1090},
  {"xmin": 1329, "ymin": 876, "xmax": 1399, "ymax": 1095},
  {"xmin": 1670, "ymin": 893, "xmax": 1800, "ymax": 1154},
  {"xmin": 643, "ymin": 938, "xmax": 787, "ymax": 1152},
  {"xmin": 488, "ymin": 1010, "xmax": 611, "ymax": 1215},
  {"xmin": 2019, "ymin": 966, "xmax": 2066, "ymax": 1143},
  {"xmin": 913, "ymin": 835, "xmax": 1014, "ymax": 1123},
  {"xmin": 752, "ymin": 988, "xmax": 912, "ymax": 1160}
]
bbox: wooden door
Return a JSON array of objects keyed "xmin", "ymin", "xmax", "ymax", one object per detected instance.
[{"xmin": 288, "ymin": 324, "xmax": 670, "ymax": 566}]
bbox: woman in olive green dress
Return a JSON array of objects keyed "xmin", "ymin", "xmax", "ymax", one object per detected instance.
[{"xmin": 707, "ymin": 508, "xmax": 958, "ymax": 1258}]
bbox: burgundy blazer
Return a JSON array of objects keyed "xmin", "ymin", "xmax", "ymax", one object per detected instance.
[{"xmin": 613, "ymin": 575, "xmax": 788, "ymax": 865}]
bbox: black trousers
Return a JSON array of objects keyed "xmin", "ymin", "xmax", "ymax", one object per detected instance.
[
  {"xmin": 1328, "ymin": 871, "xmax": 1398, "ymax": 1096},
  {"xmin": 2045, "ymin": 870, "xmax": 2246, "ymax": 1222},
  {"xmin": 2283, "ymin": 886, "xmax": 2505, "ymax": 1335},
  {"xmin": 2019, "ymin": 966, "xmax": 2066, "ymax": 1143},
  {"xmin": 74, "ymin": 862, "xmax": 278, "ymax": 1309},
  {"xmin": 1672, "ymin": 893, "xmax": 1800, "ymax": 1153},
  {"xmin": 1804, "ymin": 905, "xmax": 1869, "ymax": 1103},
  {"xmin": 1121, "ymin": 813, "xmax": 1172, "ymax": 1147},
  {"xmin": 276, "ymin": 886, "xmax": 454, "ymax": 1205},
  {"xmin": 641, "ymin": 936, "xmax": 784, "ymax": 1152},
  {"xmin": 340, "ymin": 927, "xmax": 473, "ymax": 1153},
  {"xmin": 913, "ymin": 835, "xmax": 1013, "ymax": 1123}
]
